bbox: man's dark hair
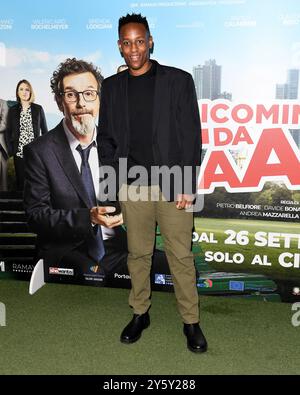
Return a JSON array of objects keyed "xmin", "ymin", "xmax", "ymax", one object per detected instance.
[
  {"xmin": 50, "ymin": 58, "xmax": 103, "ymax": 109},
  {"xmin": 118, "ymin": 13, "xmax": 150, "ymax": 36}
]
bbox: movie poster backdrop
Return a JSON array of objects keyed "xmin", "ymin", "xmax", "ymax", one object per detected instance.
[{"xmin": 1, "ymin": 0, "xmax": 300, "ymax": 302}]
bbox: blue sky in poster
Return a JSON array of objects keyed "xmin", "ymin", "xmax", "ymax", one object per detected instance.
[{"xmin": 1, "ymin": 0, "xmax": 300, "ymax": 123}]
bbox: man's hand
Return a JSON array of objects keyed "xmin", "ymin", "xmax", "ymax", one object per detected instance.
[
  {"xmin": 90, "ymin": 206, "xmax": 123, "ymax": 228},
  {"xmin": 176, "ymin": 194, "xmax": 195, "ymax": 210}
]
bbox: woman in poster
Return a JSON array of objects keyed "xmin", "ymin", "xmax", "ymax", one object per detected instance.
[{"xmin": 6, "ymin": 79, "xmax": 48, "ymax": 190}]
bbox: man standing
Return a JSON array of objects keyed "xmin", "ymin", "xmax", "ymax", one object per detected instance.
[
  {"xmin": 23, "ymin": 58, "xmax": 127, "ymax": 280},
  {"xmin": 99, "ymin": 14, "xmax": 207, "ymax": 353},
  {"xmin": 0, "ymin": 99, "xmax": 9, "ymax": 190}
]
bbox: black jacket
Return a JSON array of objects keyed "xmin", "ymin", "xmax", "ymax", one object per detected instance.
[
  {"xmin": 5, "ymin": 102, "xmax": 48, "ymax": 157},
  {"xmin": 98, "ymin": 60, "xmax": 202, "ymax": 201}
]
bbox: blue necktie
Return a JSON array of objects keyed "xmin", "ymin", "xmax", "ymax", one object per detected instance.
[{"xmin": 76, "ymin": 143, "xmax": 105, "ymax": 263}]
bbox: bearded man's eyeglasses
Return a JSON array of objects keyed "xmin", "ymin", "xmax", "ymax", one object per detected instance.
[{"xmin": 60, "ymin": 90, "xmax": 99, "ymax": 103}]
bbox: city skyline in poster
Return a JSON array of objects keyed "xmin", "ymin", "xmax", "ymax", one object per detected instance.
[{"xmin": 1, "ymin": 0, "xmax": 299, "ymax": 126}]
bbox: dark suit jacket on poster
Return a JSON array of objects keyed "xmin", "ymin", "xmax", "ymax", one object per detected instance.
[
  {"xmin": 98, "ymin": 60, "xmax": 202, "ymax": 200},
  {"xmin": 23, "ymin": 121, "xmax": 127, "ymax": 281},
  {"xmin": 6, "ymin": 102, "xmax": 48, "ymax": 157}
]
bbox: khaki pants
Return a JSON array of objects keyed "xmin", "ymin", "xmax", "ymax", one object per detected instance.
[{"xmin": 119, "ymin": 185, "xmax": 199, "ymax": 324}]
